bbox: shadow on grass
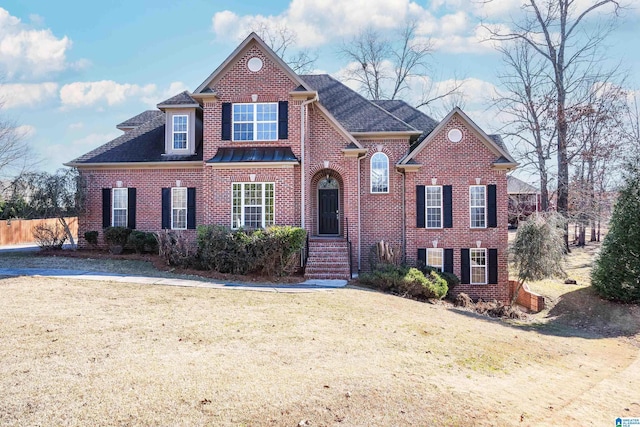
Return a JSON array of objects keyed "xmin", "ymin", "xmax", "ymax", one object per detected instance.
[{"xmin": 447, "ymin": 286, "xmax": 640, "ymax": 340}]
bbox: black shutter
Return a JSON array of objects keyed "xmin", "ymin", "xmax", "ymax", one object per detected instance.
[
  {"xmin": 487, "ymin": 184, "xmax": 497, "ymax": 228},
  {"xmin": 102, "ymin": 188, "xmax": 111, "ymax": 228},
  {"xmin": 488, "ymin": 249, "xmax": 498, "ymax": 284},
  {"xmin": 417, "ymin": 248, "xmax": 426, "ymax": 266},
  {"xmin": 278, "ymin": 101, "xmax": 288, "ymax": 139},
  {"xmin": 161, "ymin": 188, "xmax": 171, "ymax": 229},
  {"xmin": 443, "ymin": 185, "xmax": 453, "ymax": 228},
  {"xmin": 187, "ymin": 188, "xmax": 196, "ymax": 229},
  {"xmin": 221, "ymin": 102, "xmax": 231, "ymax": 140},
  {"xmin": 127, "ymin": 188, "xmax": 136, "ymax": 230},
  {"xmin": 444, "ymin": 249, "xmax": 454, "ymax": 273},
  {"xmin": 461, "ymin": 248, "xmax": 470, "ymax": 284},
  {"xmin": 416, "ymin": 185, "xmax": 425, "ymax": 228}
]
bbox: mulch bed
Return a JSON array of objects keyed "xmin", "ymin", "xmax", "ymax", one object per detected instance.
[{"xmin": 36, "ymin": 249, "xmax": 304, "ymax": 284}]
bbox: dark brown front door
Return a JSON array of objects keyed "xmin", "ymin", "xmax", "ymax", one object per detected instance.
[{"xmin": 318, "ymin": 189, "xmax": 339, "ymax": 235}]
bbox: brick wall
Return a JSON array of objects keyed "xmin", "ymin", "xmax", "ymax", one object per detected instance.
[{"xmin": 405, "ymin": 115, "xmax": 510, "ymax": 302}]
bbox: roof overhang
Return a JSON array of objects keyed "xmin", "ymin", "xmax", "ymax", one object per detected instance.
[
  {"xmin": 206, "ymin": 162, "xmax": 298, "ymax": 169},
  {"xmin": 492, "ymin": 162, "xmax": 519, "ymax": 171},
  {"xmin": 65, "ymin": 161, "xmax": 203, "ymax": 170},
  {"xmin": 352, "ymin": 131, "xmax": 422, "ymax": 139},
  {"xmin": 341, "ymin": 147, "xmax": 368, "ymax": 158},
  {"xmin": 157, "ymin": 103, "xmax": 201, "ymax": 111},
  {"xmin": 396, "ymin": 162, "xmax": 422, "ymax": 172},
  {"xmin": 289, "ymin": 90, "xmax": 318, "ymax": 100},
  {"xmin": 191, "ymin": 92, "xmax": 219, "ymax": 101}
]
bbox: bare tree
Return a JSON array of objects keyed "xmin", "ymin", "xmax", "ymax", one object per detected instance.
[
  {"xmin": 488, "ymin": 0, "xmax": 623, "ymax": 248},
  {"xmin": 249, "ymin": 22, "xmax": 317, "ymax": 74},
  {"xmin": 0, "ymin": 102, "xmax": 30, "ymax": 183},
  {"xmin": 494, "ymin": 40, "xmax": 556, "ymax": 211},
  {"xmin": 339, "ymin": 20, "xmax": 464, "ymax": 109}
]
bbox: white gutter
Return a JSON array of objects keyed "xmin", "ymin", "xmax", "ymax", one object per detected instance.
[
  {"xmin": 395, "ymin": 167, "xmax": 406, "ymax": 264},
  {"xmin": 300, "ymin": 94, "xmax": 318, "ymax": 229},
  {"xmin": 357, "ymin": 152, "xmax": 365, "ymax": 271}
]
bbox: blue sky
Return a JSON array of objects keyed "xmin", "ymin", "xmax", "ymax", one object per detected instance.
[{"xmin": 1, "ymin": 0, "xmax": 639, "ymax": 178}]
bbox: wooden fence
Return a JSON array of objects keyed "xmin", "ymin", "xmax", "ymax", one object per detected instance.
[{"xmin": 0, "ymin": 217, "xmax": 78, "ymax": 246}]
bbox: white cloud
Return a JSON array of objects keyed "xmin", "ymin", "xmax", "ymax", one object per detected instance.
[
  {"xmin": 59, "ymin": 80, "xmax": 157, "ymax": 109},
  {"xmin": 0, "ymin": 82, "xmax": 58, "ymax": 109},
  {"xmin": 68, "ymin": 122, "xmax": 83, "ymax": 130},
  {"xmin": 0, "ymin": 7, "xmax": 77, "ymax": 80},
  {"xmin": 38, "ymin": 131, "xmax": 119, "ymax": 170},
  {"xmin": 212, "ymin": 0, "xmax": 436, "ymax": 47},
  {"xmin": 14, "ymin": 124, "xmax": 36, "ymax": 139},
  {"xmin": 59, "ymin": 80, "xmax": 190, "ymax": 110}
]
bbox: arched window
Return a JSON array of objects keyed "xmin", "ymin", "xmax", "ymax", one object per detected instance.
[{"xmin": 370, "ymin": 152, "xmax": 389, "ymax": 193}]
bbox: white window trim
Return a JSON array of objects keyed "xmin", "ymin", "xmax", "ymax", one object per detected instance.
[
  {"xmin": 470, "ymin": 185, "xmax": 487, "ymax": 229},
  {"xmin": 172, "ymin": 115, "xmax": 189, "ymax": 151},
  {"xmin": 232, "ymin": 102, "xmax": 278, "ymax": 142},
  {"xmin": 470, "ymin": 248, "xmax": 488, "ymax": 285},
  {"xmin": 426, "ymin": 248, "xmax": 444, "ymax": 271},
  {"xmin": 425, "ymin": 185, "xmax": 443, "ymax": 229},
  {"xmin": 112, "ymin": 187, "xmax": 128, "ymax": 227},
  {"xmin": 171, "ymin": 187, "xmax": 187, "ymax": 230},
  {"xmin": 370, "ymin": 152, "xmax": 389, "ymax": 194},
  {"xmin": 231, "ymin": 182, "xmax": 276, "ymax": 229}
]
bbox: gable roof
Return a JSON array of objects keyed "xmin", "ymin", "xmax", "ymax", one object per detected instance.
[
  {"xmin": 507, "ymin": 175, "xmax": 539, "ymax": 194},
  {"xmin": 66, "ymin": 113, "xmax": 202, "ymax": 166},
  {"xmin": 400, "ymin": 107, "xmax": 518, "ymax": 169},
  {"xmin": 117, "ymin": 110, "xmax": 164, "ymax": 130},
  {"xmin": 371, "ymin": 100, "xmax": 439, "ymax": 136},
  {"xmin": 194, "ymin": 32, "xmax": 311, "ymax": 95},
  {"xmin": 157, "ymin": 91, "xmax": 200, "ymax": 109},
  {"xmin": 300, "ymin": 74, "xmax": 419, "ymax": 134}
]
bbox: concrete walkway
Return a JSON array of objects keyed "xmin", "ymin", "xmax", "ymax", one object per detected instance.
[{"xmin": 0, "ymin": 267, "xmax": 348, "ymax": 293}]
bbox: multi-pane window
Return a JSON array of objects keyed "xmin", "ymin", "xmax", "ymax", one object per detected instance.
[
  {"xmin": 233, "ymin": 103, "xmax": 277, "ymax": 141},
  {"xmin": 370, "ymin": 152, "xmax": 389, "ymax": 193},
  {"xmin": 171, "ymin": 187, "xmax": 187, "ymax": 230},
  {"xmin": 470, "ymin": 185, "xmax": 486, "ymax": 228},
  {"xmin": 232, "ymin": 182, "xmax": 275, "ymax": 229},
  {"xmin": 172, "ymin": 115, "xmax": 188, "ymax": 150},
  {"xmin": 426, "ymin": 248, "xmax": 443, "ymax": 271},
  {"xmin": 425, "ymin": 186, "xmax": 442, "ymax": 228},
  {"xmin": 470, "ymin": 248, "xmax": 487, "ymax": 284},
  {"xmin": 112, "ymin": 188, "xmax": 128, "ymax": 227}
]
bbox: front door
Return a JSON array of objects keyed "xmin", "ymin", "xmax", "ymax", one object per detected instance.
[{"xmin": 318, "ymin": 188, "xmax": 339, "ymax": 235}]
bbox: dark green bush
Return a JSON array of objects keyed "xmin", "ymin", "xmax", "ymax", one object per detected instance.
[
  {"xmin": 84, "ymin": 230, "xmax": 99, "ymax": 246},
  {"xmin": 103, "ymin": 226, "xmax": 132, "ymax": 253},
  {"xmin": 197, "ymin": 225, "xmax": 306, "ymax": 276},
  {"xmin": 420, "ymin": 265, "xmax": 460, "ymax": 297},
  {"xmin": 127, "ymin": 231, "xmax": 159, "ymax": 254},
  {"xmin": 360, "ymin": 264, "xmax": 448, "ymax": 300}
]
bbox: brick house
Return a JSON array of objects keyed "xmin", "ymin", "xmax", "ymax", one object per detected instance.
[{"xmin": 67, "ymin": 33, "xmax": 518, "ymax": 301}]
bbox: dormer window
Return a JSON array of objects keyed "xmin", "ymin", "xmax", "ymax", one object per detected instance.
[
  {"xmin": 172, "ymin": 115, "xmax": 188, "ymax": 150},
  {"xmin": 233, "ymin": 103, "xmax": 277, "ymax": 141}
]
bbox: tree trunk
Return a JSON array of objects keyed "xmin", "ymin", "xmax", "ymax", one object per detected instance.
[{"xmin": 58, "ymin": 217, "xmax": 76, "ymax": 248}]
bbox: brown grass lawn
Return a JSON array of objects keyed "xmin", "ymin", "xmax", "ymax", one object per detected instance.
[{"xmin": 1, "ymin": 235, "xmax": 640, "ymax": 426}]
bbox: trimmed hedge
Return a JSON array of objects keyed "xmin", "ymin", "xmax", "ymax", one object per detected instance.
[
  {"xmin": 197, "ymin": 225, "xmax": 306, "ymax": 276},
  {"xmin": 360, "ymin": 264, "xmax": 448, "ymax": 300},
  {"xmin": 420, "ymin": 265, "xmax": 460, "ymax": 298},
  {"xmin": 127, "ymin": 231, "xmax": 159, "ymax": 254}
]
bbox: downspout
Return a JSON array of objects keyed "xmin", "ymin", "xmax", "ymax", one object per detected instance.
[
  {"xmin": 357, "ymin": 152, "xmax": 365, "ymax": 271},
  {"xmin": 396, "ymin": 167, "xmax": 406, "ymax": 264},
  {"xmin": 300, "ymin": 94, "xmax": 318, "ymax": 229}
]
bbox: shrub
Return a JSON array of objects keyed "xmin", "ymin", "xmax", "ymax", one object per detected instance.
[
  {"xmin": 127, "ymin": 231, "xmax": 159, "ymax": 254},
  {"xmin": 420, "ymin": 265, "xmax": 460, "ymax": 297},
  {"xmin": 156, "ymin": 230, "xmax": 197, "ymax": 267},
  {"xmin": 360, "ymin": 265, "xmax": 448, "ymax": 300},
  {"xmin": 592, "ymin": 162, "xmax": 640, "ymax": 302},
  {"xmin": 103, "ymin": 226, "xmax": 132, "ymax": 254},
  {"xmin": 84, "ymin": 230, "xmax": 99, "ymax": 246},
  {"xmin": 197, "ymin": 225, "xmax": 306, "ymax": 276},
  {"xmin": 33, "ymin": 222, "xmax": 67, "ymax": 249}
]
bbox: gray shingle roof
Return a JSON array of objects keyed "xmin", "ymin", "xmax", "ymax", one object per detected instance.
[
  {"xmin": 207, "ymin": 147, "xmax": 298, "ymax": 163},
  {"xmin": 488, "ymin": 134, "xmax": 508, "ymax": 152},
  {"xmin": 299, "ymin": 74, "xmax": 418, "ymax": 133},
  {"xmin": 507, "ymin": 175, "xmax": 539, "ymax": 194},
  {"xmin": 371, "ymin": 100, "xmax": 439, "ymax": 135},
  {"xmin": 68, "ymin": 113, "xmax": 202, "ymax": 164},
  {"xmin": 117, "ymin": 110, "xmax": 164, "ymax": 129},
  {"xmin": 157, "ymin": 91, "xmax": 199, "ymax": 107}
]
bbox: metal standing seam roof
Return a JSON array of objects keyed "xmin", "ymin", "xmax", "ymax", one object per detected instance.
[{"xmin": 207, "ymin": 147, "xmax": 299, "ymax": 163}]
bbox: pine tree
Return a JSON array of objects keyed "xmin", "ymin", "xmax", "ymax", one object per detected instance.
[{"xmin": 591, "ymin": 162, "xmax": 640, "ymax": 302}]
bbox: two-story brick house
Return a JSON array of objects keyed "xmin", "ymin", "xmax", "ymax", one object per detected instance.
[{"xmin": 67, "ymin": 33, "xmax": 517, "ymax": 302}]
